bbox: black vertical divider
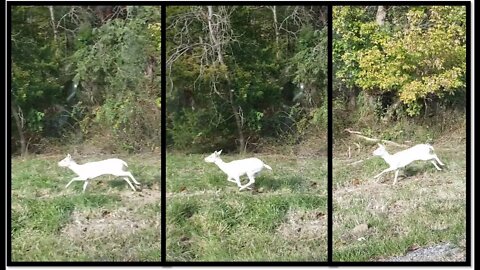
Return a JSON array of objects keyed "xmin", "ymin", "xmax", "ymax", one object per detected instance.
[
  {"xmin": 465, "ymin": 2, "xmax": 471, "ymax": 266},
  {"xmin": 327, "ymin": 4, "xmax": 333, "ymax": 264},
  {"xmin": 160, "ymin": 3, "xmax": 167, "ymax": 264},
  {"xmin": 7, "ymin": 2, "xmax": 13, "ymax": 265}
]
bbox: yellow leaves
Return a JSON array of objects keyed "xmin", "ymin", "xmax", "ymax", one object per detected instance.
[
  {"xmin": 399, "ymin": 67, "xmax": 465, "ymax": 107},
  {"xmin": 400, "ymin": 81, "xmax": 422, "ymax": 104},
  {"xmin": 148, "ymin": 22, "xmax": 161, "ymax": 30},
  {"xmin": 353, "ymin": 6, "xmax": 465, "ymax": 112},
  {"xmin": 359, "ymin": 22, "xmax": 378, "ymax": 37},
  {"xmin": 148, "ymin": 23, "xmax": 161, "ymax": 51}
]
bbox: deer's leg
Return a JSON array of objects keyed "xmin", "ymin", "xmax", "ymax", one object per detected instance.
[
  {"xmin": 234, "ymin": 176, "xmax": 242, "ymax": 188},
  {"xmin": 227, "ymin": 177, "xmax": 237, "ymax": 183},
  {"xmin": 82, "ymin": 180, "xmax": 90, "ymax": 193},
  {"xmin": 431, "ymin": 160, "xmax": 442, "ymax": 171},
  {"xmin": 123, "ymin": 177, "xmax": 136, "ymax": 191},
  {"xmin": 374, "ymin": 167, "xmax": 394, "ymax": 179},
  {"xmin": 433, "ymin": 155, "xmax": 445, "ymax": 166},
  {"xmin": 393, "ymin": 170, "xmax": 400, "ymax": 185},
  {"xmin": 125, "ymin": 172, "xmax": 141, "ymax": 185},
  {"xmin": 239, "ymin": 174, "xmax": 255, "ymax": 191},
  {"xmin": 65, "ymin": 177, "xmax": 83, "ymax": 188}
]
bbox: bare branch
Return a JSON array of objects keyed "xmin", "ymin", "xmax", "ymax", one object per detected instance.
[{"xmin": 344, "ymin": 128, "xmax": 409, "ymax": 147}]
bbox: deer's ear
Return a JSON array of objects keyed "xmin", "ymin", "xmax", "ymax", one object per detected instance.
[
  {"xmin": 67, "ymin": 153, "xmax": 71, "ymax": 158},
  {"xmin": 217, "ymin": 149, "xmax": 222, "ymax": 155},
  {"xmin": 377, "ymin": 143, "xmax": 383, "ymax": 147}
]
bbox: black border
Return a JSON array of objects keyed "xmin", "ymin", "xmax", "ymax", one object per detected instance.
[
  {"xmin": 6, "ymin": 0, "xmax": 472, "ymax": 267},
  {"xmin": 465, "ymin": 1, "xmax": 471, "ymax": 267}
]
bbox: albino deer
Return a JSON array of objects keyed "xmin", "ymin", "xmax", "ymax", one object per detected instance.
[
  {"xmin": 58, "ymin": 154, "xmax": 141, "ymax": 192},
  {"xmin": 373, "ymin": 143, "xmax": 445, "ymax": 185},
  {"xmin": 204, "ymin": 150, "xmax": 272, "ymax": 191}
]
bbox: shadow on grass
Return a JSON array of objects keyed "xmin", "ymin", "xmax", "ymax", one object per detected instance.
[
  {"xmin": 403, "ymin": 163, "xmax": 442, "ymax": 177},
  {"xmin": 375, "ymin": 163, "xmax": 444, "ymax": 184},
  {"xmin": 255, "ymin": 176, "xmax": 307, "ymax": 192},
  {"xmin": 108, "ymin": 179, "xmax": 135, "ymax": 190}
]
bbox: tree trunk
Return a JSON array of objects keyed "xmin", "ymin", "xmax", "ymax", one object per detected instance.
[
  {"xmin": 48, "ymin": 6, "xmax": 58, "ymax": 42},
  {"xmin": 376, "ymin": 6, "xmax": 387, "ymax": 26},
  {"xmin": 229, "ymin": 89, "xmax": 245, "ymax": 154},
  {"xmin": 271, "ymin": 6, "xmax": 280, "ymax": 59},
  {"xmin": 11, "ymin": 102, "xmax": 27, "ymax": 156},
  {"xmin": 207, "ymin": 6, "xmax": 246, "ymax": 153}
]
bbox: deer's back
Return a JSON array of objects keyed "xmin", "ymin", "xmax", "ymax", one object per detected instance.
[
  {"xmin": 390, "ymin": 144, "xmax": 433, "ymax": 167},
  {"xmin": 227, "ymin": 158, "xmax": 265, "ymax": 175},
  {"xmin": 78, "ymin": 158, "xmax": 127, "ymax": 178}
]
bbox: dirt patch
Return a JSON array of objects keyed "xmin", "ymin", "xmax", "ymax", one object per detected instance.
[
  {"xmin": 118, "ymin": 186, "xmax": 160, "ymax": 206},
  {"xmin": 277, "ymin": 209, "xmax": 327, "ymax": 240},
  {"xmin": 32, "ymin": 186, "xmax": 159, "ymax": 203},
  {"xmin": 61, "ymin": 186, "xmax": 160, "ymax": 241},
  {"xmin": 377, "ymin": 243, "xmax": 466, "ymax": 262},
  {"xmin": 62, "ymin": 207, "xmax": 156, "ymax": 240},
  {"xmin": 166, "ymin": 189, "xmax": 307, "ymax": 198}
]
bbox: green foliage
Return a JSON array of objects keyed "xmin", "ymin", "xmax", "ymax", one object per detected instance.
[
  {"xmin": 334, "ymin": 6, "xmax": 466, "ymax": 117},
  {"xmin": 167, "ymin": 6, "xmax": 328, "ymax": 152},
  {"xmin": 72, "ymin": 6, "xmax": 161, "ymax": 151},
  {"xmin": 11, "ymin": 6, "xmax": 161, "ymax": 154},
  {"xmin": 170, "ymin": 108, "xmax": 230, "ymax": 152},
  {"xmin": 11, "ymin": 6, "xmax": 65, "ymax": 141},
  {"xmin": 333, "ymin": 6, "xmax": 377, "ymax": 89},
  {"xmin": 291, "ymin": 26, "xmax": 328, "ymax": 93}
]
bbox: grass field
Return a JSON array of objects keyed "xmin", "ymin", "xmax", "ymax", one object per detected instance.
[
  {"xmin": 332, "ymin": 139, "xmax": 467, "ymax": 262},
  {"xmin": 166, "ymin": 152, "xmax": 328, "ymax": 262},
  {"xmin": 11, "ymin": 153, "xmax": 160, "ymax": 262}
]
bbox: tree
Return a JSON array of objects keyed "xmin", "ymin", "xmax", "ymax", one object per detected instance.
[
  {"xmin": 11, "ymin": 6, "xmax": 64, "ymax": 155},
  {"xmin": 334, "ymin": 6, "xmax": 466, "ymax": 119},
  {"xmin": 167, "ymin": 6, "xmax": 328, "ymax": 153},
  {"xmin": 11, "ymin": 5, "xmax": 161, "ymax": 154}
]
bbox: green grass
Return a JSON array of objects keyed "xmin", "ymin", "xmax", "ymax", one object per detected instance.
[
  {"xmin": 11, "ymin": 153, "xmax": 160, "ymax": 262},
  {"xmin": 166, "ymin": 153, "xmax": 328, "ymax": 261},
  {"xmin": 333, "ymin": 143, "xmax": 467, "ymax": 262}
]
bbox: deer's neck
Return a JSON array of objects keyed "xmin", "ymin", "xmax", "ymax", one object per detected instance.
[
  {"xmin": 68, "ymin": 161, "xmax": 83, "ymax": 176},
  {"xmin": 380, "ymin": 152, "xmax": 396, "ymax": 166},
  {"xmin": 214, "ymin": 158, "xmax": 231, "ymax": 175}
]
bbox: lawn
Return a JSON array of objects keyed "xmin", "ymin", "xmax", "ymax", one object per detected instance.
[
  {"xmin": 332, "ymin": 141, "xmax": 467, "ymax": 262},
  {"xmin": 11, "ymin": 153, "xmax": 161, "ymax": 262},
  {"xmin": 166, "ymin": 152, "xmax": 328, "ymax": 262}
]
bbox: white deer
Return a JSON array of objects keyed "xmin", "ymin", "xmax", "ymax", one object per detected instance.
[
  {"xmin": 372, "ymin": 143, "xmax": 445, "ymax": 185},
  {"xmin": 58, "ymin": 154, "xmax": 141, "ymax": 192},
  {"xmin": 204, "ymin": 150, "xmax": 272, "ymax": 191}
]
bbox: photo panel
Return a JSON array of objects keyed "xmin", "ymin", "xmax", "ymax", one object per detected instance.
[
  {"xmin": 9, "ymin": 4, "xmax": 161, "ymax": 263},
  {"xmin": 332, "ymin": 4, "xmax": 468, "ymax": 263},
  {"xmin": 165, "ymin": 5, "xmax": 328, "ymax": 262}
]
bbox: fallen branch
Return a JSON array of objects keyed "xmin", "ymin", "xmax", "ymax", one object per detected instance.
[
  {"xmin": 348, "ymin": 158, "xmax": 366, "ymax": 166},
  {"xmin": 344, "ymin": 128, "xmax": 409, "ymax": 148}
]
